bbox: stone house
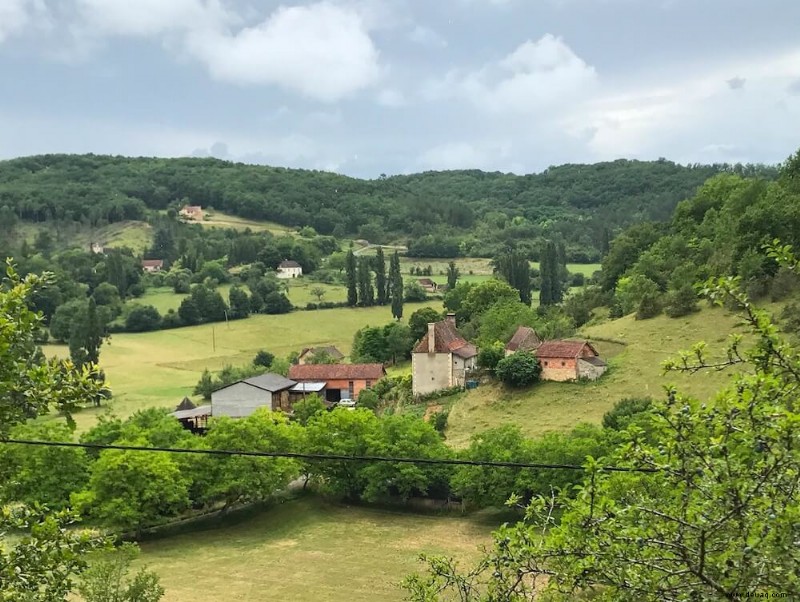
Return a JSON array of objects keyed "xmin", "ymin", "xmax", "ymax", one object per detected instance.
[
  {"xmin": 180, "ymin": 205, "xmax": 203, "ymax": 220},
  {"xmin": 412, "ymin": 314, "xmax": 477, "ymax": 396},
  {"xmin": 504, "ymin": 326, "xmax": 542, "ymax": 356},
  {"xmin": 536, "ymin": 340, "xmax": 607, "ymax": 382},
  {"xmin": 277, "ymin": 260, "xmax": 303, "ymax": 279},
  {"xmin": 288, "ymin": 363, "xmax": 385, "ymax": 403},
  {"xmin": 141, "ymin": 259, "xmax": 164, "ymax": 273},
  {"xmin": 211, "ymin": 373, "xmax": 296, "ymax": 417},
  {"xmin": 297, "ymin": 346, "xmax": 345, "ymax": 364}
]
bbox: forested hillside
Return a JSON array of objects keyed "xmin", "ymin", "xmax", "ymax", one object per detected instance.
[{"xmin": 0, "ymin": 154, "xmax": 776, "ymax": 261}]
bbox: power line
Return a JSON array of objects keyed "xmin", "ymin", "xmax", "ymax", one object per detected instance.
[{"xmin": 0, "ymin": 439, "xmax": 659, "ymax": 474}]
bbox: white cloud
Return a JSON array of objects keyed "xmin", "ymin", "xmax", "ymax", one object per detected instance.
[
  {"xmin": 73, "ymin": 0, "xmax": 233, "ymax": 37},
  {"xmin": 184, "ymin": 2, "xmax": 381, "ymax": 102},
  {"xmin": 409, "ymin": 25, "xmax": 446, "ymax": 48},
  {"xmin": 426, "ymin": 34, "xmax": 597, "ymax": 113},
  {"xmin": 418, "ymin": 140, "xmax": 516, "ymax": 171},
  {"xmin": 0, "ymin": 0, "xmax": 47, "ymax": 42},
  {"xmin": 377, "ymin": 88, "xmax": 406, "ymax": 107}
]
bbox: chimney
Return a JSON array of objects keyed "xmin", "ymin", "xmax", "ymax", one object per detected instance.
[
  {"xmin": 446, "ymin": 313, "xmax": 456, "ymax": 326},
  {"xmin": 428, "ymin": 323, "xmax": 436, "ymax": 353}
]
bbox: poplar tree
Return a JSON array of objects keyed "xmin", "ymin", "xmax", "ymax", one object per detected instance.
[
  {"xmin": 494, "ymin": 250, "xmax": 531, "ymax": 305},
  {"xmin": 446, "ymin": 261, "xmax": 460, "ymax": 290},
  {"xmin": 357, "ymin": 257, "xmax": 374, "ymax": 306},
  {"xmin": 375, "ymin": 246, "xmax": 387, "ymax": 305},
  {"xmin": 345, "ymin": 249, "xmax": 358, "ymax": 306},
  {"xmin": 389, "ymin": 251, "xmax": 404, "ymax": 319}
]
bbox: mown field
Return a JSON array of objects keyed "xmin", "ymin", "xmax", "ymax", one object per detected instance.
[
  {"xmin": 45, "ymin": 302, "xmax": 437, "ymax": 431},
  {"xmin": 14, "ymin": 219, "xmax": 152, "ymax": 253},
  {"xmin": 139, "ymin": 496, "xmax": 494, "ymax": 602},
  {"xmin": 444, "ymin": 305, "xmax": 749, "ymax": 448},
  {"xmin": 197, "ymin": 211, "xmax": 298, "ymax": 236}
]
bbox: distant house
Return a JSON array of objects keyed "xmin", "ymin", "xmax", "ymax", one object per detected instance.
[
  {"xmin": 504, "ymin": 326, "xmax": 542, "ymax": 356},
  {"xmin": 141, "ymin": 259, "xmax": 164, "ymax": 273},
  {"xmin": 536, "ymin": 340, "xmax": 607, "ymax": 382},
  {"xmin": 179, "ymin": 205, "xmax": 203, "ymax": 220},
  {"xmin": 298, "ymin": 346, "xmax": 345, "ymax": 365},
  {"xmin": 90, "ymin": 242, "xmax": 105, "ymax": 255},
  {"xmin": 417, "ymin": 278, "xmax": 439, "ymax": 293},
  {"xmin": 211, "ymin": 373, "xmax": 297, "ymax": 417},
  {"xmin": 277, "ymin": 260, "xmax": 303, "ymax": 279},
  {"xmin": 288, "ymin": 363, "xmax": 385, "ymax": 404},
  {"xmin": 411, "ymin": 314, "xmax": 477, "ymax": 396}
]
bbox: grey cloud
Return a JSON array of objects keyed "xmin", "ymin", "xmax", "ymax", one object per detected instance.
[
  {"xmin": 727, "ymin": 77, "xmax": 746, "ymax": 90},
  {"xmin": 788, "ymin": 79, "xmax": 800, "ymax": 96}
]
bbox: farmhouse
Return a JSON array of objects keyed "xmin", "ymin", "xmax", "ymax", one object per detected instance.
[
  {"xmin": 277, "ymin": 260, "xmax": 303, "ymax": 279},
  {"xmin": 504, "ymin": 326, "xmax": 542, "ymax": 356},
  {"xmin": 211, "ymin": 373, "xmax": 296, "ymax": 417},
  {"xmin": 141, "ymin": 259, "xmax": 163, "ymax": 273},
  {"xmin": 412, "ymin": 314, "xmax": 477, "ymax": 396},
  {"xmin": 536, "ymin": 340, "xmax": 607, "ymax": 382},
  {"xmin": 417, "ymin": 278, "xmax": 439, "ymax": 293},
  {"xmin": 288, "ymin": 363, "xmax": 385, "ymax": 404},
  {"xmin": 298, "ymin": 346, "xmax": 344, "ymax": 364},
  {"xmin": 179, "ymin": 205, "xmax": 203, "ymax": 220}
]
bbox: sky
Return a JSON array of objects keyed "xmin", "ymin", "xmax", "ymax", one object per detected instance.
[{"xmin": 1, "ymin": 0, "xmax": 799, "ymax": 178}]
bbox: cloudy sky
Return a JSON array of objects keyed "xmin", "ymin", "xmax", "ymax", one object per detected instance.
[{"xmin": 1, "ymin": 0, "xmax": 799, "ymax": 177}]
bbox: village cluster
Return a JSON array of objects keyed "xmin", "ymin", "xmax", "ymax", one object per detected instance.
[{"xmin": 172, "ymin": 313, "xmax": 607, "ymax": 430}]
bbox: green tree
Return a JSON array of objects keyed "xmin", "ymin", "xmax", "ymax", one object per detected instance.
[
  {"xmin": 443, "ymin": 281, "xmax": 474, "ymax": 324},
  {"xmin": 539, "ymin": 239, "xmax": 562, "ymax": 306},
  {"xmin": 389, "ymin": 251, "xmax": 404, "ymax": 320},
  {"xmin": 292, "ymin": 394, "xmax": 327, "ymax": 426},
  {"xmin": 125, "ymin": 305, "xmax": 161, "ymax": 332},
  {"xmin": 403, "ymin": 281, "xmax": 427, "ymax": 302},
  {"xmin": 0, "ymin": 506, "xmax": 108, "ymax": 602},
  {"xmin": 193, "ymin": 369, "xmax": 215, "ymax": 400},
  {"xmin": 493, "ymin": 249, "xmax": 532, "ymax": 305},
  {"xmin": 408, "ymin": 307, "xmax": 442, "ymax": 342},
  {"xmin": 92, "ymin": 282, "xmax": 121, "ymax": 310},
  {"xmin": 68, "ymin": 297, "xmax": 106, "ymax": 369},
  {"xmin": 476, "ymin": 299, "xmax": 538, "ymax": 349},
  {"xmin": 357, "ymin": 256, "xmax": 374, "ymax": 306},
  {"xmin": 309, "ymin": 286, "xmax": 326, "ymax": 303},
  {"xmin": 345, "ymin": 249, "xmax": 358, "ymax": 306},
  {"xmin": 228, "ymin": 285, "xmax": 250, "ymax": 319},
  {"xmin": 177, "ymin": 296, "xmax": 201, "ymax": 325},
  {"xmin": 375, "ymin": 246, "xmax": 387, "ymax": 305},
  {"xmin": 383, "ymin": 322, "xmax": 414, "ymax": 364},
  {"xmin": 77, "ymin": 543, "xmax": 164, "ymax": 602},
  {"xmin": 461, "ymin": 279, "xmax": 519, "ymax": 322},
  {"xmin": 446, "ymin": 260, "xmax": 460, "ymax": 290},
  {"xmin": 253, "ymin": 350, "xmax": 274, "ymax": 368},
  {"xmin": 477, "ymin": 341, "xmax": 505, "ymax": 373},
  {"xmin": 494, "ymin": 351, "xmax": 541, "ymax": 388},
  {"xmin": 49, "ymin": 299, "xmax": 87, "ymax": 343}
]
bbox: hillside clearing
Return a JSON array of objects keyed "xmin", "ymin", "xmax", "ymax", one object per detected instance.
[
  {"xmin": 13, "ymin": 219, "xmax": 152, "ymax": 253},
  {"xmin": 139, "ymin": 497, "xmax": 493, "ymax": 602},
  {"xmin": 197, "ymin": 211, "xmax": 297, "ymax": 236},
  {"xmin": 445, "ymin": 305, "xmax": 749, "ymax": 447}
]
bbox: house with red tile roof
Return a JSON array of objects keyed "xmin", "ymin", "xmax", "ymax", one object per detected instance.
[
  {"xmin": 288, "ymin": 363, "xmax": 385, "ymax": 403},
  {"xmin": 411, "ymin": 314, "xmax": 477, "ymax": 396},
  {"xmin": 141, "ymin": 259, "xmax": 164, "ymax": 273},
  {"xmin": 536, "ymin": 340, "xmax": 606, "ymax": 382}
]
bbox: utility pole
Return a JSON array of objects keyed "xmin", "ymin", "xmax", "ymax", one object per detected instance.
[{"xmin": 212, "ymin": 325, "xmax": 216, "ymax": 352}]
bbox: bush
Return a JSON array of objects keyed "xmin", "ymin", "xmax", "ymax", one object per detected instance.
[
  {"xmin": 664, "ymin": 285, "xmax": 699, "ymax": 318},
  {"xmin": 253, "ymin": 350, "xmax": 274, "ymax": 368},
  {"xmin": 161, "ymin": 309, "xmax": 182, "ymax": 329},
  {"xmin": 357, "ymin": 389, "xmax": 380, "ymax": 410},
  {"xmin": 602, "ymin": 397, "xmax": 654, "ymax": 430},
  {"xmin": 477, "ymin": 341, "xmax": 505, "ymax": 373},
  {"xmin": 125, "ymin": 305, "xmax": 162, "ymax": 332},
  {"xmin": 495, "ymin": 352, "xmax": 541, "ymax": 388},
  {"xmin": 292, "ymin": 394, "xmax": 327, "ymax": 426},
  {"xmin": 431, "ymin": 410, "xmax": 449, "ymax": 435},
  {"xmin": 570, "ymin": 273, "xmax": 585, "ymax": 287},
  {"xmin": 404, "ymin": 281, "xmax": 428, "ymax": 302}
]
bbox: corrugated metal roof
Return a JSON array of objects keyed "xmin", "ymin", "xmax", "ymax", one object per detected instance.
[
  {"xmin": 172, "ymin": 405, "xmax": 212, "ymax": 420},
  {"xmin": 290, "ymin": 381, "xmax": 327, "ymax": 392},
  {"xmin": 242, "ymin": 373, "xmax": 297, "ymax": 391}
]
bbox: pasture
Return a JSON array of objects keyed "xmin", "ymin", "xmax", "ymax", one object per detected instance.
[
  {"xmin": 45, "ymin": 302, "xmax": 437, "ymax": 431},
  {"xmin": 445, "ymin": 305, "xmax": 748, "ymax": 447},
  {"xmin": 139, "ymin": 497, "xmax": 493, "ymax": 602},
  {"xmin": 198, "ymin": 211, "xmax": 298, "ymax": 236},
  {"xmin": 14, "ymin": 219, "xmax": 152, "ymax": 253}
]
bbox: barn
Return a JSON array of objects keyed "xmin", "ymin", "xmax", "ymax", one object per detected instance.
[
  {"xmin": 536, "ymin": 340, "xmax": 607, "ymax": 382},
  {"xmin": 211, "ymin": 373, "xmax": 296, "ymax": 418}
]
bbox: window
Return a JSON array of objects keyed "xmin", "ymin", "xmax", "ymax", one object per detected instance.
[
  {"xmin": 561, "ymin": 361, "xmax": 566, "ymax": 367},
  {"xmin": 366, "ymin": 380, "xmax": 372, "ymax": 388},
  {"xmin": 348, "ymin": 381, "xmax": 354, "ymax": 398},
  {"xmin": 544, "ymin": 361, "xmax": 549, "ymax": 367}
]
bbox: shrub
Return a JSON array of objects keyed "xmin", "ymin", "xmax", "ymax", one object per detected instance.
[
  {"xmin": 495, "ymin": 352, "xmax": 541, "ymax": 388},
  {"xmin": 357, "ymin": 389, "xmax": 379, "ymax": 410},
  {"xmin": 602, "ymin": 397, "xmax": 654, "ymax": 431},
  {"xmin": 125, "ymin": 305, "xmax": 162, "ymax": 332},
  {"xmin": 664, "ymin": 285, "xmax": 699, "ymax": 318},
  {"xmin": 477, "ymin": 341, "xmax": 505, "ymax": 373},
  {"xmin": 431, "ymin": 410, "xmax": 449, "ymax": 435},
  {"xmin": 253, "ymin": 350, "xmax": 274, "ymax": 368}
]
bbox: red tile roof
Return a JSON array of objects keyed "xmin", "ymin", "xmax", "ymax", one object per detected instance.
[
  {"xmin": 536, "ymin": 340, "xmax": 598, "ymax": 359},
  {"xmin": 505, "ymin": 326, "xmax": 541, "ymax": 352},
  {"xmin": 412, "ymin": 320, "xmax": 477, "ymax": 358},
  {"xmin": 141, "ymin": 259, "xmax": 163, "ymax": 268},
  {"xmin": 288, "ymin": 363, "xmax": 386, "ymax": 381}
]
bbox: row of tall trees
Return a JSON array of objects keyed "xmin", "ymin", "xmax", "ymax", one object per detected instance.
[{"xmin": 345, "ymin": 247, "xmax": 405, "ymax": 319}]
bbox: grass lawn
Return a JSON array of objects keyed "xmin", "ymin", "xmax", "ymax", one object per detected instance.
[
  {"xmin": 199, "ymin": 211, "xmax": 297, "ymax": 236},
  {"xmin": 44, "ymin": 302, "xmax": 438, "ymax": 431},
  {"xmin": 14, "ymin": 219, "xmax": 152, "ymax": 253},
  {"xmin": 139, "ymin": 497, "xmax": 493, "ymax": 602},
  {"xmin": 401, "ymin": 258, "xmax": 601, "ymax": 281},
  {"xmin": 445, "ymin": 305, "xmax": 749, "ymax": 448},
  {"xmin": 285, "ymin": 280, "xmax": 348, "ymax": 305}
]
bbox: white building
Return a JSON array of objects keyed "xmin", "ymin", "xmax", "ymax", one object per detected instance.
[{"xmin": 277, "ymin": 260, "xmax": 303, "ymax": 279}]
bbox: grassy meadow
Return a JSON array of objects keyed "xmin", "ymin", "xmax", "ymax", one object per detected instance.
[
  {"xmin": 445, "ymin": 305, "xmax": 748, "ymax": 448},
  {"xmin": 139, "ymin": 497, "xmax": 493, "ymax": 602},
  {"xmin": 45, "ymin": 302, "xmax": 437, "ymax": 431},
  {"xmin": 198, "ymin": 211, "xmax": 298, "ymax": 236},
  {"xmin": 14, "ymin": 219, "xmax": 153, "ymax": 253}
]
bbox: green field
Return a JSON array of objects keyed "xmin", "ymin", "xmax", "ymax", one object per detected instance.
[
  {"xmin": 198, "ymin": 211, "xmax": 297, "ymax": 236},
  {"xmin": 444, "ymin": 305, "xmax": 748, "ymax": 447},
  {"xmin": 139, "ymin": 497, "xmax": 492, "ymax": 602},
  {"xmin": 400, "ymin": 257, "xmax": 601, "ymax": 280},
  {"xmin": 14, "ymin": 219, "xmax": 153, "ymax": 253},
  {"xmin": 45, "ymin": 302, "xmax": 437, "ymax": 431}
]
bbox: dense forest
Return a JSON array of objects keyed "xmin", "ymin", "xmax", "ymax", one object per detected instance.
[{"xmin": 0, "ymin": 154, "xmax": 777, "ymax": 261}]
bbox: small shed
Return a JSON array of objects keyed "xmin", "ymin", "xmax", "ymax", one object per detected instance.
[
  {"xmin": 536, "ymin": 340, "xmax": 606, "ymax": 382},
  {"xmin": 171, "ymin": 403, "xmax": 211, "ymax": 434}
]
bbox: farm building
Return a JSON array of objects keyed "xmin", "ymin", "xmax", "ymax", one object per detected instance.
[
  {"xmin": 411, "ymin": 314, "xmax": 477, "ymax": 396},
  {"xmin": 288, "ymin": 363, "xmax": 385, "ymax": 404},
  {"xmin": 289, "ymin": 381, "xmax": 328, "ymax": 404},
  {"xmin": 504, "ymin": 326, "xmax": 542, "ymax": 356},
  {"xmin": 141, "ymin": 259, "xmax": 164, "ymax": 273},
  {"xmin": 171, "ymin": 397, "xmax": 211, "ymax": 433},
  {"xmin": 536, "ymin": 340, "xmax": 607, "ymax": 382},
  {"xmin": 298, "ymin": 346, "xmax": 345, "ymax": 364},
  {"xmin": 211, "ymin": 373, "xmax": 296, "ymax": 417},
  {"xmin": 180, "ymin": 205, "xmax": 203, "ymax": 220},
  {"xmin": 277, "ymin": 260, "xmax": 303, "ymax": 279}
]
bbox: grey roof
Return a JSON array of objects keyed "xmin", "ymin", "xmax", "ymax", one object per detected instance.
[
  {"xmin": 242, "ymin": 373, "xmax": 297, "ymax": 392},
  {"xmin": 290, "ymin": 381, "xmax": 327, "ymax": 393},
  {"xmin": 279, "ymin": 260, "xmax": 302, "ymax": 268},
  {"xmin": 172, "ymin": 405, "xmax": 212, "ymax": 420},
  {"xmin": 580, "ymin": 356, "xmax": 607, "ymax": 367},
  {"xmin": 175, "ymin": 397, "xmax": 196, "ymax": 411}
]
